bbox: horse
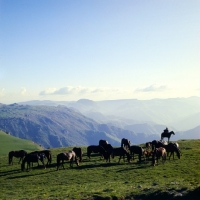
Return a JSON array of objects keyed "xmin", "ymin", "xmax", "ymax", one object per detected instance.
[
  {"xmin": 72, "ymin": 147, "xmax": 83, "ymax": 162},
  {"xmin": 151, "ymin": 140, "xmax": 165, "ymax": 151},
  {"xmin": 99, "ymin": 140, "xmax": 108, "ymax": 146},
  {"xmin": 143, "ymin": 150, "xmax": 153, "ymax": 161},
  {"xmin": 152, "ymin": 141, "xmax": 181, "ymax": 160},
  {"xmin": 165, "ymin": 143, "xmax": 181, "ymax": 160},
  {"xmin": 56, "ymin": 151, "xmax": 79, "ymax": 170},
  {"xmin": 161, "ymin": 131, "xmax": 175, "ymax": 143},
  {"xmin": 111, "ymin": 147, "xmax": 131, "ymax": 163},
  {"xmin": 129, "ymin": 145, "xmax": 144, "ymax": 162},
  {"xmin": 100, "ymin": 144, "xmax": 113, "ymax": 163},
  {"xmin": 21, "ymin": 153, "xmax": 46, "ymax": 171},
  {"xmin": 29, "ymin": 150, "xmax": 52, "ymax": 166},
  {"xmin": 145, "ymin": 142, "xmax": 152, "ymax": 149},
  {"xmin": 152, "ymin": 147, "xmax": 167, "ymax": 166},
  {"xmin": 121, "ymin": 138, "xmax": 131, "ymax": 151},
  {"xmin": 8, "ymin": 150, "xmax": 27, "ymax": 165},
  {"xmin": 87, "ymin": 145, "xmax": 107, "ymax": 160}
]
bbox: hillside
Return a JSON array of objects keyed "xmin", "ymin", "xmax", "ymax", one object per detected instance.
[
  {"xmin": 0, "ymin": 130, "xmax": 43, "ymax": 156},
  {"xmin": 0, "ymin": 103, "xmax": 142, "ymax": 148},
  {"xmin": 20, "ymin": 97, "xmax": 200, "ymax": 131}
]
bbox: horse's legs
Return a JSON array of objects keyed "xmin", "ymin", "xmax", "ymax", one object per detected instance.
[{"xmin": 118, "ymin": 156, "xmax": 121, "ymax": 163}]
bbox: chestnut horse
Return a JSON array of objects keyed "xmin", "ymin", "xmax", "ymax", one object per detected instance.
[
  {"xmin": 57, "ymin": 150, "xmax": 79, "ymax": 170},
  {"xmin": 152, "ymin": 147, "xmax": 167, "ymax": 166}
]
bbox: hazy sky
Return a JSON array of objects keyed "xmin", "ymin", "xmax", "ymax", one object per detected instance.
[{"xmin": 0, "ymin": 0, "xmax": 200, "ymax": 104}]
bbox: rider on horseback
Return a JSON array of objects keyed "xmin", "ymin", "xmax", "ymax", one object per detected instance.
[{"xmin": 164, "ymin": 127, "xmax": 169, "ymax": 134}]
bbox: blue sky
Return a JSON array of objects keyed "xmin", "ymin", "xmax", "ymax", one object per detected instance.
[{"xmin": 0, "ymin": 0, "xmax": 200, "ymax": 104}]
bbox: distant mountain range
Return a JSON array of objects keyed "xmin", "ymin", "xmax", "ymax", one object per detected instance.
[{"xmin": 0, "ymin": 97, "xmax": 199, "ymax": 148}]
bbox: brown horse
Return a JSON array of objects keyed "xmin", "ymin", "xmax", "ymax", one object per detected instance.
[
  {"xmin": 129, "ymin": 145, "xmax": 144, "ymax": 162},
  {"xmin": 29, "ymin": 150, "xmax": 52, "ymax": 165},
  {"xmin": 8, "ymin": 150, "xmax": 27, "ymax": 164},
  {"xmin": 121, "ymin": 138, "xmax": 131, "ymax": 151},
  {"xmin": 57, "ymin": 151, "xmax": 79, "ymax": 170},
  {"xmin": 152, "ymin": 147, "xmax": 167, "ymax": 166},
  {"xmin": 161, "ymin": 131, "xmax": 175, "ymax": 143},
  {"xmin": 21, "ymin": 153, "xmax": 46, "ymax": 171},
  {"xmin": 87, "ymin": 145, "xmax": 107, "ymax": 159},
  {"xmin": 72, "ymin": 147, "xmax": 83, "ymax": 162},
  {"xmin": 112, "ymin": 147, "xmax": 131, "ymax": 163}
]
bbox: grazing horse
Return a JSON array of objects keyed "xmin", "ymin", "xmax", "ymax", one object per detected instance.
[
  {"xmin": 152, "ymin": 147, "xmax": 167, "ymax": 166},
  {"xmin": 8, "ymin": 150, "xmax": 27, "ymax": 165},
  {"xmin": 165, "ymin": 143, "xmax": 181, "ymax": 160},
  {"xmin": 130, "ymin": 145, "xmax": 144, "ymax": 162},
  {"xmin": 146, "ymin": 142, "xmax": 152, "ymax": 149},
  {"xmin": 57, "ymin": 151, "xmax": 79, "ymax": 170},
  {"xmin": 112, "ymin": 147, "xmax": 131, "ymax": 163},
  {"xmin": 21, "ymin": 153, "xmax": 46, "ymax": 171},
  {"xmin": 72, "ymin": 147, "xmax": 83, "ymax": 162},
  {"xmin": 121, "ymin": 138, "xmax": 131, "ymax": 151},
  {"xmin": 100, "ymin": 144, "xmax": 113, "ymax": 163},
  {"xmin": 87, "ymin": 145, "xmax": 107, "ymax": 159},
  {"xmin": 161, "ymin": 131, "xmax": 175, "ymax": 142},
  {"xmin": 152, "ymin": 141, "xmax": 181, "ymax": 160},
  {"xmin": 29, "ymin": 150, "xmax": 52, "ymax": 166}
]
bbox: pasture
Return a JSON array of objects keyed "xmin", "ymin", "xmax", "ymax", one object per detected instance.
[{"xmin": 0, "ymin": 140, "xmax": 200, "ymax": 200}]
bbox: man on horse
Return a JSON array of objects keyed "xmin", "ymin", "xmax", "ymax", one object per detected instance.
[{"xmin": 164, "ymin": 127, "xmax": 169, "ymax": 134}]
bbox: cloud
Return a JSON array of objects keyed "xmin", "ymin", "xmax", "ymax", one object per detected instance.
[
  {"xmin": 39, "ymin": 86, "xmax": 120, "ymax": 96},
  {"xmin": 135, "ymin": 84, "xmax": 168, "ymax": 93},
  {"xmin": 20, "ymin": 87, "xmax": 27, "ymax": 95}
]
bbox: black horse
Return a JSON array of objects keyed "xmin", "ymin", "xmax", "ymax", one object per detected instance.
[
  {"xmin": 21, "ymin": 153, "xmax": 46, "ymax": 171},
  {"xmin": 130, "ymin": 145, "xmax": 144, "ymax": 162},
  {"xmin": 161, "ymin": 131, "xmax": 175, "ymax": 142},
  {"xmin": 57, "ymin": 151, "xmax": 79, "ymax": 170},
  {"xmin": 72, "ymin": 147, "xmax": 83, "ymax": 162},
  {"xmin": 99, "ymin": 140, "xmax": 108, "ymax": 146},
  {"xmin": 100, "ymin": 144, "xmax": 113, "ymax": 163},
  {"xmin": 87, "ymin": 145, "xmax": 107, "ymax": 159},
  {"xmin": 121, "ymin": 138, "xmax": 131, "ymax": 151},
  {"xmin": 151, "ymin": 140, "xmax": 165, "ymax": 151},
  {"xmin": 29, "ymin": 150, "xmax": 52, "ymax": 166},
  {"xmin": 8, "ymin": 150, "xmax": 27, "ymax": 165},
  {"xmin": 112, "ymin": 147, "xmax": 131, "ymax": 163}
]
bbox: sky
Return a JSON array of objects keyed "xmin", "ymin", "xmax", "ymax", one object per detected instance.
[{"xmin": 0, "ymin": 0, "xmax": 200, "ymax": 104}]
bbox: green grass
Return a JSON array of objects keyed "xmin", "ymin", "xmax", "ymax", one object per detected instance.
[
  {"xmin": 0, "ymin": 131, "xmax": 43, "ymax": 156},
  {"xmin": 0, "ymin": 140, "xmax": 200, "ymax": 199}
]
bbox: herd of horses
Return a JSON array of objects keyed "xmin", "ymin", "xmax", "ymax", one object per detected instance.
[{"xmin": 8, "ymin": 130, "xmax": 181, "ymax": 171}]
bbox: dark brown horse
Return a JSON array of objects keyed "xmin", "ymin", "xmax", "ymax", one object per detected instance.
[
  {"xmin": 129, "ymin": 145, "xmax": 144, "ymax": 162},
  {"xmin": 112, "ymin": 147, "xmax": 131, "ymax": 163},
  {"xmin": 152, "ymin": 147, "xmax": 167, "ymax": 166},
  {"xmin": 87, "ymin": 145, "xmax": 107, "ymax": 159},
  {"xmin": 8, "ymin": 150, "xmax": 27, "ymax": 165},
  {"xmin": 72, "ymin": 147, "xmax": 83, "ymax": 162},
  {"xmin": 99, "ymin": 140, "xmax": 108, "ymax": 146},
  {"xmin": 21, "ymin": 153, "xmax": 46, "ymax": 171},
  {"xmin": 57, "ymin": 151, "xmax": 79, "ymax": 170},
  {"xmin": 121, "ymin": 138, "xmax": 131, "ymax": 151},
  {"xmin": 161, "ymin": 131, "xmax": 175, "ymax": 142},
  {"xmin": 29, "ymin": 150, "xmax": 52, "ymax": 165}
]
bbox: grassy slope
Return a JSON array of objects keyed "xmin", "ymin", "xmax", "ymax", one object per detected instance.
[
  {"xmin": 0, "ymin": 140, "xmax": 200, "ymax": 199},
  {"xmin": 0, "ymin": 130, "xmax": 43, "ymax": 156}
]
